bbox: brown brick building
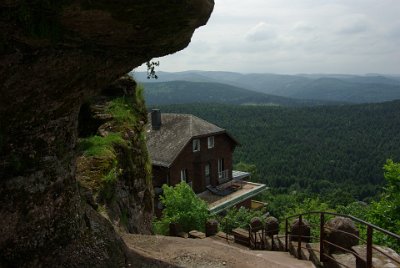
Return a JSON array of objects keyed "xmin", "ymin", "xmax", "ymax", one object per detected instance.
[{"xmin": 146, "ymin": 110, "xmax": 266, "ymax": 215}]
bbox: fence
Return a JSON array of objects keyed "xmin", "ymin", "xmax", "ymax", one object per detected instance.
[{"xmin": 285, "ymin": 211, "xmax": 400, "ymax": 268}]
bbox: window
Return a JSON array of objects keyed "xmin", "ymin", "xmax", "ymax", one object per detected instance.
[
  {"xmin": 208, "ymin": 136, "xmax": 214, "ymax": 149},
  {"xmin": 181, "ymin": 169, "xmax": 192, "ymax": 188},
  {"xmin": 180, "ymin": 169, "xmax": 187, "ymax": 182},
  {"xmin": 218, "ymin": 158, "xmax": 224, "ymax": 173},
  {"xmin": 193, "ymin": 139, "xmax": 200, "ymax": 152}
]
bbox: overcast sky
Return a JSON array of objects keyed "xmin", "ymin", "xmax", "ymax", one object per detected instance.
[{"xmin": 137, "ymin": 0, "xmax": 400, "ymax": 75}]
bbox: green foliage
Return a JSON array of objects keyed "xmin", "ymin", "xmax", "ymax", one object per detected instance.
[
  {"xmin": 103, "ymin": 165, "xmax": 118, "ymax": 183},
  {"xmin": 234, "ymin": 162, "xmax": 260, "ymax": 182},
  {"xmin": 79, "ymin": 133, "xmax": 126, "ymax": 158},
  {"xmin": 366, "ymin": 160, "xmax": 400, "ymax": 250},
  {"xmin": 158, "ymin": 102, "xmax": 400, "ymax": 207},
  {"xmin": 106, "ymin": 97, "xmax": 137, "ymax": 126},
  {"xmin": 135, "ymin": 85, "xmax": 146, "ymax": 109},
  {"xmin": 284, "ymin": 197, "xmax": 334, "ymax": 230},
  {"xmin": 219, "ymin": 206, "xmax": 267, "ymax": 233},
  {"xmin": 153, "ymin": 182, "xmax": 209, "ymax": 234},
  {"xmin": 336, "ymin": 201, "xmax": 369, "ymax": 221},
  {"xmin": 260, "ymin": 190, "xmax": 304, "ymax": 220},
  {"xmin": 382, "ymin": 159, "xmax": 400, "ymax": 190}
]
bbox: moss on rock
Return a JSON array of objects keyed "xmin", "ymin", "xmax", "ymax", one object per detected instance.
[{"xmin": 76, "ymin": 75, "xmax": 154, "ymax": 234}]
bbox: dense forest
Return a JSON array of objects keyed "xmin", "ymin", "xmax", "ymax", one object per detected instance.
[{"xmin": 155, "ymin": 101, "xmax": 400, "ymax": 206}]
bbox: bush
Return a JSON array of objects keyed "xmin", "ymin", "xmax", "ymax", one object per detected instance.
[
  {"xmin": 220, "ymin": 206, "xmax": 267, "ymax": 233},
  {"xmin": 153, "ymin": 182, "xmax": 209, "ymax": 234}
]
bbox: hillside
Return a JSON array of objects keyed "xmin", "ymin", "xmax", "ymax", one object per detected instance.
[
  {"xmin": 134, "ymin": 71, "xmax": 400, "ymax": 104},
  {"xmin": 142, "ymin": 81, "xmax": 339, "ymax": 106},
  {"xmin": 155, "ymin": 100, "xmax": 400, "ymax": 205}
]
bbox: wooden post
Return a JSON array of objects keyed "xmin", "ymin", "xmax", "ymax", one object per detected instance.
[
  {"xmin": 320, "ymin": 213, "xmax": 325, "ymax": 262},
  {"xmin": 298, "ymin": 215, "xmax": 302, "ymax": 259},
  {"xmin": 367, "ymin": 226, "xmax": 373, "ymax": 268}
]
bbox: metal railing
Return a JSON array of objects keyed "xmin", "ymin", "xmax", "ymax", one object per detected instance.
[
  {"xmin": 222, "ymin": 217, "xmax": 280, "ymax": 250},
  {"xmin": 284, "ymin": 211, "xmax": 400, "ymax": 268}
]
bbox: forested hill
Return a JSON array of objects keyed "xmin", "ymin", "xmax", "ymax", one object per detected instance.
[
  {"xmin": 134, "ymin": 71, "xmax": 400, "ymax": 104},
  {"xmin": 155, "ymin": 100, "xmax": 400, "ymax": 205},
  {"xmin": 142, "ymin": 81, "xmax": 339, "ymax": 106}
]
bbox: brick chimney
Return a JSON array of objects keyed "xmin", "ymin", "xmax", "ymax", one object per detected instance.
[{"xmin": 151, "ymin": 109, "xmax": 161, "ymax": 130}]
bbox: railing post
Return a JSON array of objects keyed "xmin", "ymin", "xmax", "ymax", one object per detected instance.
[
  {"xmin": 298, "ymin": 215, "xmax": 302, "ymax": 259},
  {"xmin": 367, "ymin": 225, "xmax": 373, "ymax": 268},
  {"xmin": 285, "ymin": 218, "xmax": 288, "ymax": 252},
  {"xmin": 320, "ymin": 212, "xmax": 325, "ymax": 262}
]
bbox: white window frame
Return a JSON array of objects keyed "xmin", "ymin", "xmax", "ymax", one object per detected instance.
[
  {"xmin": 208, "ymin": 136, "xmax": 214, "ymax": 149},
  {"xmin": 180, "ymin": 169, "xmax": 187, "ymax": 182},
  {"xmin": 193, "ymin": 139, "xmax": 200, "ymax": 152},
  {"xmin": 218, "ymin": 158, "xmax": 224, "ymax": 173}
]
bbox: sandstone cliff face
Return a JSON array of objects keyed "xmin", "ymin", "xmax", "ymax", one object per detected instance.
[
  {"xmin": 0, "ymin": 1, "xmax": 213, "ymax": 266},
  {"xmin": 77, "ymin": 76, "xmax": 153, "ymax": 235}
]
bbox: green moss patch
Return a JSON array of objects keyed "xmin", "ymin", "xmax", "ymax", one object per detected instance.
[{"xmin": 79, "ymin": 133, "xmax": 126, "ymax": 158}]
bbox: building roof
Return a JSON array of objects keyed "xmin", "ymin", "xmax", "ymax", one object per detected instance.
[{"xmin": 146, "ymin": 113, "xmax": 238, "ymax": 168}]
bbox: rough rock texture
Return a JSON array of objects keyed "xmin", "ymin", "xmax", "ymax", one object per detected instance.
[
  {"xmin": 290, "ymin": 218, "xmax": 311, "ymax": 243},
  {"xmin": 77, "ymin": 75, "xmax": 153, "ymax": 234},
  {"xmin": 250, "ymin": 217, "xmax": 264, "ymax": 232},
  {"xmin": 324, "ymin": 216, "xmax": 359, "ymax": 254},
  {"xmin": 265, "ymin": 216, "xmax": 279, "ymax": 237},
  {"xmin": 352, "ymin": 245, "xmax": 400, "ymax": 268},
  {"xmin": 0, "ymin": 1, "xmax": 214, "ymax": 266}
]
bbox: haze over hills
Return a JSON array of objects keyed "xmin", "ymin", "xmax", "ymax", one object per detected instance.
[
  {"xmin": 132, "ymin": 71, "xmax": 400, "ymax": 104},
  {"xmin": 141, "ymin": 81, "xmax": 341, "ymax": 106}
]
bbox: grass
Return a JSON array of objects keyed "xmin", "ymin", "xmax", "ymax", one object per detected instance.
[
  {"xmin": 103, "ymin": 165, "xmax": 118, "ymax": 183},
  {"xmin": 79, "ymin": 133, "xmax": 126, "ymax": 158},
  {"xmin": 106, "ymin": 97, "xmax": 136, "ymax": 126}
]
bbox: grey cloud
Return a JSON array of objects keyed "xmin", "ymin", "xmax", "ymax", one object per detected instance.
[{"xmin": 245, "ymin": 22, "xmax": 277, "ymax": 42}]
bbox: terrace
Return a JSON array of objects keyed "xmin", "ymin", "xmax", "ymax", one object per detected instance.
[{"xmin": 198, "ymin": 170, "xmax": 267, "ymax": 214}]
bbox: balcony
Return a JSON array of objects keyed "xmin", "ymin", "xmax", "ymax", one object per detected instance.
[{"xmin": 218, "ymin": 169, "xmax": 230, "ymax": 184}]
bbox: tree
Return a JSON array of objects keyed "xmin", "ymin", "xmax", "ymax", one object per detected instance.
[
  {"xmin": 234, "ymin": 162, "xmax": 260, "ymax": 182},
  {"xmin": 366, "ymin": 159, "xmax": 400, "ymax": 250},
  {"xmin": 153, "ymin": 182, "xmax": 209, "ymax": 234}
]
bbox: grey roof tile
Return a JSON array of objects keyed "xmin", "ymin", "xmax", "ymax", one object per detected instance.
[{"xmin": 146, "ymin": 113, "xmax": 227, "ymax": 167}]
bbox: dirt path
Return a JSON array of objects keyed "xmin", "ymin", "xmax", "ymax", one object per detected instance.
[{"xmin": 123, "ymin": 234, "xmax": 315, "ymax": 267}]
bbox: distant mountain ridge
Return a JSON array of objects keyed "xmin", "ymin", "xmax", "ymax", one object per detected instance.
[
  {"xmin": 141, "ymin": 80, "xmax": 341, "ymax": 106},
  {"xmin": 132, "ymin": 71, "xmax": 400, "ymax": 104}
]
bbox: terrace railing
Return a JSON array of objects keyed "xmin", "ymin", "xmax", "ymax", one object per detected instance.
[{"xmin": 284, "ymin": 211, "xmax": 400, "ymax": 268}]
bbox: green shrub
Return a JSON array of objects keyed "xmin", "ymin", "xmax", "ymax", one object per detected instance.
[
  {"xmin": 220, "ymin": 206, "xmax": 267, "ymax": 233},
  {"xmin": 153, "ymin": 182, "xmax": 209, "ymax": 234}
]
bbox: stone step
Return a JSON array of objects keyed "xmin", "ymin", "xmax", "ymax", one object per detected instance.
[
  {"xmin": 323, "ymin": 253, "xmax": 356, "ymax": 268},
  {"xmin": 276, "ymin": 235, "xmax": 288, "ymax": 251},
  {"xmin": 232, "ymin": 227, "xmax": 250, "ymax": 246},
  {"xmin": 352, "ymin": 245, "xmax": 400, "ymax": 268},
  {"xmin": 306, "ymin": 243, "xmax": 323, "ymax": 268},
  {"xmin": 261, "ymin": 235, "xmax": 280, "ymax": 250},
  {"xmin": 289, "ymin": 241, "xmax": 310, "ymax": 261},
  {"xmin": 188, "ymin": 230, "xmax": 206, "ymax": 239}
]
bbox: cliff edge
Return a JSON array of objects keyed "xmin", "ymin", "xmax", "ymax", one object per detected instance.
[{"xmin": 0, "ymin": 1, "xmax": 214, "ymax": 266}]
